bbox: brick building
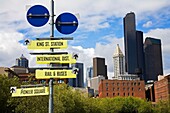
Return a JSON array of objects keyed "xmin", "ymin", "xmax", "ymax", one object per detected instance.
[
  {"xmin": 99, "ymin": 80, "xmax": 145, "ymax": 99},
  {"xmin": 154, "ymin": 75, "xmax": 170, "ymax": 102}
]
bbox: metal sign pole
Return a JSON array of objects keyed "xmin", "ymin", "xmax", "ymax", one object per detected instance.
[
  {"xmin": 50, "ymin": 0, "xmax": 54, "ymax": 37},
  {"xmin": 49, "ymin": 0, "xmax": 54, "ymax": 113}
]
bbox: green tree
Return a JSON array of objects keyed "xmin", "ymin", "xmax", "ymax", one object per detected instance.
[
  {"xmin": 0, "ymin": 75, "xmax": 20, "ymax": 113},
  {"xmin": 154, "ymin": 100, "xmax": 170, "ymax": 113}
]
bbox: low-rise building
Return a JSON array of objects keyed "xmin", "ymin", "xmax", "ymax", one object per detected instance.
[
  {"xmin": 0, "ymin": 67, "xmax": 18, "ymax": 78},
  {"xmin": 99, "ymin": 79, "xmax": 145, "ymax": 99},
  {"xmin": 154, "ymin": 75, "xmax": 170, "ymax": 102}
]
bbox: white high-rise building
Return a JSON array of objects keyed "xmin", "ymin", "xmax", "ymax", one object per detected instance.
[
  {"xmin": 113, "ymin": 44, "xmax": 125, "ymax": 79},
  {"xmin": 113, "ymin": 44, "xmax": 139, "ymax": 80}
]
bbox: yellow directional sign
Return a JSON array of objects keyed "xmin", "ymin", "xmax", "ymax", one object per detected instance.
[
  {"xmin": 36, "ymin": 70, "xmax": 76, "ymax": 79},
  {"xmin": 27, "ymin": 40, "xmax": 67, "ymax": 50},
  {"xmin": 36, "ymin": 54, "xmax": 76, "ymax": 64},
  {"xmin": 12, "ymin": 87, "xmax": 49, "ymax": 97}
]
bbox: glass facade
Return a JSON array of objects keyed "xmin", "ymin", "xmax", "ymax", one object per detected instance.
[{"xmin": 16, "ymin": 54, "xmax": 29, "ymax": 68}]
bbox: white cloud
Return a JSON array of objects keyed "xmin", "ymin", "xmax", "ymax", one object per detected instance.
[
  {"xmin": 0, "ymin": 31, "xmax": 30, "ymax": 67},
  {"xmin": 143, "ymin": 21, "xmax": 152, "ymax": 28},
  {"xmin": 0, "ymin": 0, "xmax": 170, "ymax": 33}
]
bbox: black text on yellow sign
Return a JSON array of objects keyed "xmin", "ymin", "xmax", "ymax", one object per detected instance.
[
  {"xmin": 27, "ymin": 40, "xmax": 67, "ymax": 50},
  {"xmin": 12, "ymin": 87, "xmax": 49, "ymax": 97},
  {"xmin": 36, "ymin": 54, "xmax": 76, "ymax": 64},
  {"xmin": 35, "ymin": 70, "xmax": 77, "ymax": 79}
]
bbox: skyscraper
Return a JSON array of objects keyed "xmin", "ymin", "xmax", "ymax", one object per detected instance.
[
  {"xmin": 69, "ymin": 63, "xmax": 84, "ymax": 87},
  {"xmin": 86, "ymin": 67, "xmax": 93, "ymax": 79},
  {"xmin": 86, "ymin": 67, "xmax": 93, "ymax": 87},
  {"xmin": 113, "ymin": 44, "xmax": 125, "ymax": 79},
  {"xmin": 123, "ymin": 12, "xmax": 145, "ymax": 79},
  {"xmin": 16, "ymin": 54, "xmax": 29, "ymax": 68},
  {"xmin": 144, "ymin": 37, "xmax": 163, "ymax": 82},
  {"xmin": 136, "ymin": 30, "xmax": 145, "ymax": 80},
  {"xmin": 93, "ymin": 57, "xmax": 108, "ymax": 79}
]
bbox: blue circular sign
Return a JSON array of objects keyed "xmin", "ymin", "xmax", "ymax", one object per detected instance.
[
  {"xmin": 26, "ymin": 5, "xmax": 50, "ymax": 27},
  {"xmin": 55, "ymin": 12, "xmax": 78, "ymax": 35}
]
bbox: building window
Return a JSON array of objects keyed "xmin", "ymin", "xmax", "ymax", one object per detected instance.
[
  {"xmin": 123, "ymin": 87, "xmax": 125, "ymax": 91},
  {"xmin": 117, "ymin": 82, "xmax": 119, "ymax": 86},
  {"xmin": 106, "ymin": 83, "xmax": 108, "ymax": 87},
  {"xmin": 127, "ymin": 87, "xmax": 130, "ymax": 91},
  {"xmin": 131, "ymin": 82, "xmax": 133, "ymax": 86},
  {"xmin": 128, "ymin": 93, "xmax": 130, "ymax": 96},
  {"xmin": 138, "ymin": 88, "xmax": 141, "ymax": 91},
  {"xmin": 134, "ymin": 82, "xmax": 136, "ymax": 86},
  {"xmin": 138, "ymin": 82, "xmax": 140, "ymax": 86},
  {"xmin": 112, "ymin": 83, "xmax": 114, "ymax": 86},
  {"xmin": 117, "ymin": 93, "xmax": 119, "ymax": 96},
  {"xmin": 123, "ymin": 82, "xmax": 125, "ymax": 86},
  {"xmin": 117, "ymin": 88, "xmax": 120, "ymax": 91},
  {"xmin": 113, "ymin": 93, "xmax": 115, "ymax": 96},
  {"xmin": 106, "ymin": 87, "xmax": 108, "ymax": 91},
  {"xmin": 132, "ymin": 87, "xmax": 134, "ymax": 91},
  {"xmin": 123, "ymin": 93, "xmax": 125, "ymax": 96},
  {"xmin": 132, "ymin": 93, "xmax": 134, "ymax": 96},
  {"xmin": 113, "ymin": 88, "xmax": 114, "ymax": 91},
  {"xmin": 106, "ymin": 93, "xmax": 108, "ymax": 96}
]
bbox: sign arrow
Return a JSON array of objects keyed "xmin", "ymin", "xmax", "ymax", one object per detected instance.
[
  {"xmin": 24, "ymin": 39, "xmax": 30, "ymax": 45},
  {"xmin": 73, "ymin": 53, "xmax": 78, "ymax": 60},
  {"xmin": 10, "ymin": 87, "xmax": 16, "ymax": 93},
  {"xmin": 72, "ymin": 68, "xmax": 79, "ymax": 74}
]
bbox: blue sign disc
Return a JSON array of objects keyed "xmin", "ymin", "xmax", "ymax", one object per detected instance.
[
  {"xmin": 26, "ymin": 5, "xmax": 50, "ymax": 27},
  {"xmin": 55, "ymin": 12, "xmax": 78, "ymax": 35}
]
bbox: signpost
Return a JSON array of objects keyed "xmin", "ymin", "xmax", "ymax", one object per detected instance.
[
  {"xmin": 24, "ymin": 1, "xmax": 79, "ymax": 113},
  {"xmin": 36, "ymin": 70, "xmax": 77, "ymax": 79},
  {"xmin": 11, "ymin": 87, "xmax": 49, "ymax": 97},
  {"xmin": 36, "ymin": 54, "xmax": 76, "ymax": 64}
]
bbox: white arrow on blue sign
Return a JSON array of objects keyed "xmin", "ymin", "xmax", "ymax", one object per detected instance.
[
  {"xmin": 55, "ymin": 12, "xmax": 78, "ymax": 35},
  {"xmin": 26, "ymin": 5, "xmax": 50, "ymax": 27}
]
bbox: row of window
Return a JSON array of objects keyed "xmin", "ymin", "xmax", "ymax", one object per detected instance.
[
  {"xmin": 106, "ymin": 92, "xmax": 134, "ymax": 96},
  {"xmin": 106, "ymin": 82, "xmax": 141, "ymax": 86},
  {"xmin": 106, "ymin": 87, "xmax": 141, "ymax": 91}
]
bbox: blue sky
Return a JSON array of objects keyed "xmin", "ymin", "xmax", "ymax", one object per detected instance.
[{"xmin": 0, "ymin": 0, "xmax": 170, "ymax": 79}]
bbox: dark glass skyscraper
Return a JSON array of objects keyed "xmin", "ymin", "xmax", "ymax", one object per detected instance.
[
  {"xmin": 123, "ymin": 12, "xmax": 145, "ymax": 80},
  {"xmin": 144, "ymin": 37, "xmax": 163, "ymax": 82},
  {"xmin": 136, "ymin": 30, "xmax": 145, "ymax": 79},
  {"xmin": 87, "ymin": 67, "xmax": 93, "ymax": 79},
  {"xmin": 69, "ymin": 63, "xmax": 84, "ymax": 87},
  {"xmin": 93, "ymin": 57, "xmax": 108, "ymax": 79},
  {"xmin": 16, "ymin": 54, "xmax": 29, "ymax": 68}
]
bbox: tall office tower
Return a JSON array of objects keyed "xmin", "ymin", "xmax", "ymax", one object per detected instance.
[
  {"xmin": 86, "ymin": 67, "xmax": 93, "ymax": 87},
  {"xmin": 136, "ymin": 31, "xmax": 145, "ymax": 80},
  {"xmin": 113, "ymin": 44, "xmax": 125, "ymax": 79},
  {"xmin": 86, "ymin": 67, "xmax": 93, "ymax": 79},
  {"xmin": 144, "ymin": 37, "xmax": 163, "ymax": 82},
  {"xmin": 123, "ymin": 12, "xmax": 145, "ymax": 79},
  {"xmin": 93, "ymin": 57, "xmax": 108, "ymax": 79},
  {"xmin": 69, "ymin": 63, "xmax": 84, "ymax": 87},
  {"xmin": 16, "ymin": 54, "xmax": 29, "ymax": 68}
]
